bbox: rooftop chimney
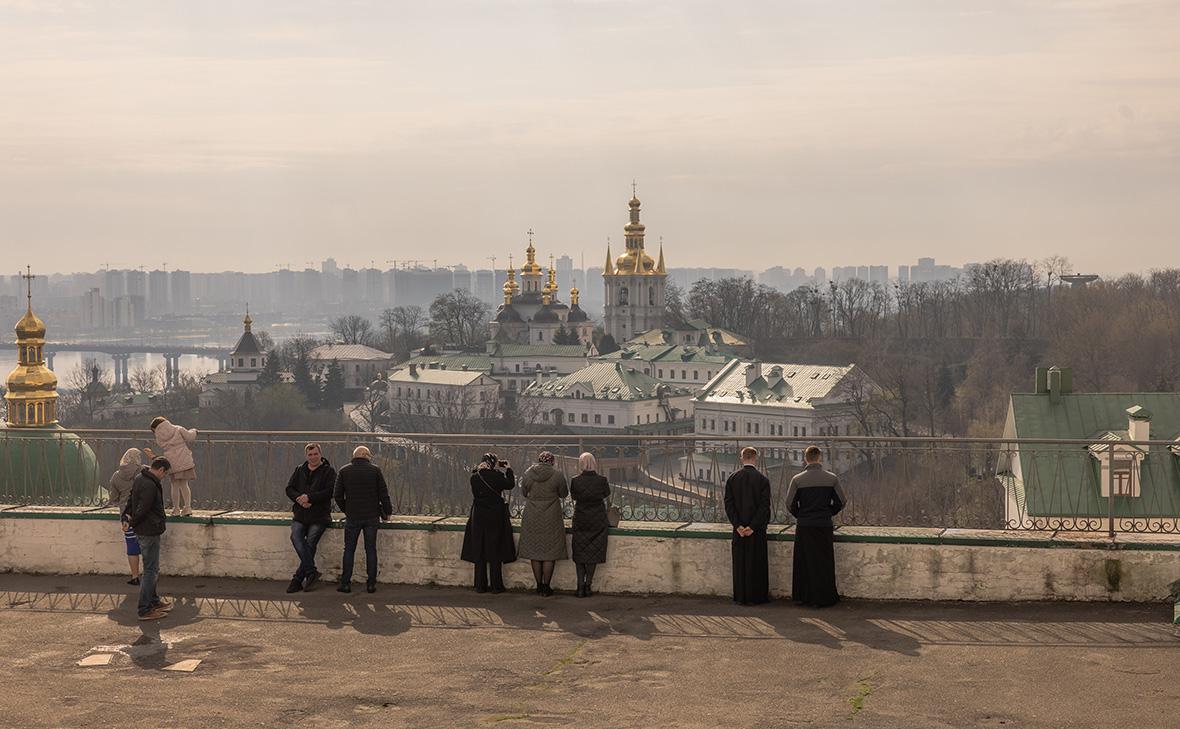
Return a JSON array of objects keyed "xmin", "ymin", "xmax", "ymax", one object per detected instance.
[
  {"xmin": 1127, "ymin": 405, "xmax": 1152, "ymax": 443},
  {"xmin": 1047, "ymin": 366, "xmax": 1073, "ymax": 403},
  {"xmin": 408, "ymin": 363, "xmax": 418, "ymax": 377},
  {"xmin": 745, "ymin": 361, "xmax": 762, "ymax": 387},
  {"xmin": 766, "ymin": 365, "xmax": 784, "ymax": 389}
]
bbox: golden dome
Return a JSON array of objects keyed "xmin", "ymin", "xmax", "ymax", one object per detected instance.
[
  {"xmin": 6, "ymin": 364, "xmax": 57, "ymax": 394},
  {"xmin": 615, "ymin": 250, "xmax": 657, "ymax": 275},
  {"xmin": 15, "ymin": 309, "xmax": 46, "ymax": 340},
  {"xmin": 6, "ymin": 270, "xmax": 59, "ymax": 427}
]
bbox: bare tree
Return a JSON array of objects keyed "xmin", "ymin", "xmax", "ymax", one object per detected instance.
[
  {"xmin": 59, "ymin": 358, "xmax": 112, "ymax": 424},
  {"xmin": 330, "ymin": 315, "xmax": 377, "ymax": 346},
  {"xmin": 129, "ymin": 366, "xmax": 160, "ymax": 395},
  {"xmin": 379, "ymin": 305, "xmax": 427, "ymax": 358},
  {"xmin": 428, "ymin": 290, "xmax": 490, "ymax": 351}
]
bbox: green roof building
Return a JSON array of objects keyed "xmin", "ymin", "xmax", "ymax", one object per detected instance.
[{"xmin": 1001, "ymin": 366, "xmax": 1180, "ymax": 530}]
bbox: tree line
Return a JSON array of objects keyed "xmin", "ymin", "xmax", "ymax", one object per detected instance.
[{"xmin": 675, "ymin": 259, "xmax": 1180, "ymax": 437}]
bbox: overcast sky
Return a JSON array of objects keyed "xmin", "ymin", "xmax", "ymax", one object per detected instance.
[{"xmin": 1, "ymin": 0, "xmax": 1178, "ymax": 275}]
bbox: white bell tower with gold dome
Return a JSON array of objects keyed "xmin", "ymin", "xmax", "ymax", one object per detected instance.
[{"xmin": 602, "ymin": 184, "xmax": 667, "ymax": 342}]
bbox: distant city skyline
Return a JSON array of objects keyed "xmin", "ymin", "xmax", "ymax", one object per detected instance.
[{"xmin": 2, "ymin": 1, "xmax": 1178, "ymax": 273}]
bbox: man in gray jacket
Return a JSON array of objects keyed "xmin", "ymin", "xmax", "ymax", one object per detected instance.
[{"xmin": 786, "ymin": 446, "xmax": 847, "ymax": 607}]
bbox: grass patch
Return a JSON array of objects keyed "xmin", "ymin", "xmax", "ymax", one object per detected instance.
[{"xmin": 848, "ymin": 675, "xmax": 876, "ymax": 718}]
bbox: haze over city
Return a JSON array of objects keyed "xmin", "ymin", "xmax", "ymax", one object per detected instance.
[{"xmin": 2, "ymin": 0, "xmax": 1179, "ymax": 274}]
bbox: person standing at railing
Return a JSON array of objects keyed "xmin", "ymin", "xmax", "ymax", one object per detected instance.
[
  {"xmin": 121, "ymin": 456, "xmax": 175, "ymax": 621},
  {"xmin": 517, "ymin": 450, "xmax": 568, "ymax": 597},
  {"xmin": 460, "ymin": 453, "xmax": 517, "ymax": 594},
  {"xmin": 785, "ymin": 445, "xmax": 847, "ymax": 608},
  {"xmin": 285, "ymin": 443, "xmax": 337, "ymax": 594},
  {"xmin": 334, "ymin": 446, "xmax": 392, "ymax": 594},
  {"xmin": 148, "ymin": 416, "xmax": 198, "ymax": 516},
  {"xmin": 569, "ymin": 452, "xmax": 611, "ymax": 598},
  {"xmin": 108, "ymin": 447, "xmax": 145, "ymax": 586},
  {"xmin": 725, "ymin": 447, "xmax": 772, "ymax": 606}
]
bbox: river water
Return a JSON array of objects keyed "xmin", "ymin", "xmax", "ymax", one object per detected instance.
[{"xmin": 0, "ymin": 351, "xmax": 222, "ymax": 382}]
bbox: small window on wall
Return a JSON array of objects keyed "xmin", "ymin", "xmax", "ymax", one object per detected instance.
[
  {"xmin": 568, "ymin": 412, "xmax": 575, "ymax": 423},
  {"xmin": 608, "ymin": 415, "xmax": 615, "ymax": 425}
]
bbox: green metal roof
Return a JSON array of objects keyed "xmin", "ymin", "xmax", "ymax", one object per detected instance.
[
  {"xmin": 488, "ymin": 343, "xmax": 588, "ymax": 358},
  {"xmin": 597, "ymin": 344, "xmax": 733, "ymax": 366},
  {"xmin": 523, "ymin": 361, "xmax": 692, "ymax": 401},
  {"xmin": 1008, "ymin": 392, "xmax": 1180, "ymax": 518}
]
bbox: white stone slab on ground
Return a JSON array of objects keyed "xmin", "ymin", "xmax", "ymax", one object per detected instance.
[
  {"xmin": 163, "ymin": 659, "xmax": 201, "ymax": 672},
  {"xmin": 77, "ymin": 654, "xmax": 113, "ymax": 667}
]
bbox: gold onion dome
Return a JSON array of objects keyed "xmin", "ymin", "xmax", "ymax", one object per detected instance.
[
  {"xmin": 15, "ymin": 308, "xmax": 46, "ymax": 340},
  {"xmin": 616, "ymin": 250, "xmax": 657, "ymax": 274},
  {"xmin": 6, "ymin": 268, "xmax": 59, "ymax": 427}
]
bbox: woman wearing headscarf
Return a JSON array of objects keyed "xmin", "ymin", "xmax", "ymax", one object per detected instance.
[
  {"xmin": 516, "ymin": 450, "xmax": 568, "ymax": 596},
  {"xmin": 108, "ymin": 447, "xmax": 145, "ymax": 585},
  {"xmin": 460, "ymin": 453, "xmax": 517, "ymax": 593},
  {"xmin": 569, "ymin": 452, "xmax": 611, "ymax": 598}
]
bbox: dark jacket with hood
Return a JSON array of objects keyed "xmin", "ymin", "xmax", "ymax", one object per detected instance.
[
  {"xmin": 286, "ymin": 458, "xmax": 337, "ymax": 524},
  {"xmin": 122, "ymin": 468, "xmax": 166, "ymax": 537}
]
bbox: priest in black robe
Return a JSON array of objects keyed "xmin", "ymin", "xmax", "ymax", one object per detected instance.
[
  {"xmin": 786, "ymin": 445, "xmax": 847, "ymax": 607},
  {"xmin": 724, "ymin": 447, "xmax": 772, "ymax": 605}
]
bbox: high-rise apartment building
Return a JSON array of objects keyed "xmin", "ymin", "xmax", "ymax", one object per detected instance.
[
  {"xmin": 171, "ymin": 270, "xmax": 192, "ymax": 314},
  {"xmin": 148, "ymin": 269, "xmax": 169, "ymax": 314}
]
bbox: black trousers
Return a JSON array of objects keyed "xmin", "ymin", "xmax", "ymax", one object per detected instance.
[
  {"xmin": 792, "ymin": 524, "xmax": 839, "ymax": 607},
  {"xmin": 474, "ymin": 561, "xmax": 505, "ymax": 591},
  {"xmin": 342, "ymin": 518, "xmax": 380, "ymax": 584}
]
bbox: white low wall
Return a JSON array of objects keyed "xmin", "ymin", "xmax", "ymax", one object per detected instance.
[{"xmin": 2, "ymin": 512, "xmax": 1178, "ymax": 602}]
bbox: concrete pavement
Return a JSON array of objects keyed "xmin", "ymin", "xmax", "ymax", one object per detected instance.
[{"xmin": 0, "ymin": 573, "xmax": 1176, "ymax": 728}]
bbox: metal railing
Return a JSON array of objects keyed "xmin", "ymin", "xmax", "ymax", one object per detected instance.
[{"xmin": 3, "ymin": 429, "xmax": 1180, "ymax": 536}]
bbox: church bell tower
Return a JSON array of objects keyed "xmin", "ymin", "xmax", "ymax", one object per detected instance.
[{"xmin": 602, "ymin": 185, "xmax": 667, "ymax": 343}]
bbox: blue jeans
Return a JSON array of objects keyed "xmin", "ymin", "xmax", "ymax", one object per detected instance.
[
  {"xmin": 136, "ymin": 534, "xmax": 162, "ymax": 616},
  {"xmin": 341, "ymin": 518, "xmax": 380, "ymax": 584},
  {"xmin": 290, "ymin": 521, "xmax": 327, "ymax": 580}
]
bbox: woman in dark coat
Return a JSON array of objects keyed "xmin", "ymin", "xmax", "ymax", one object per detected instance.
[
  {"xmin": 569, "ymin": 452, "xmax": 611, "ymax": 598},
  {"xmin": 460, "ymin": 453, "xmax": 517, "ymax": 593}
]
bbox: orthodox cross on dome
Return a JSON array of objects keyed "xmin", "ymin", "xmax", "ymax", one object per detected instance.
[
  {"xmin": 21, "ymin": 265, "xmax": 34, "ymax": 311},
  {"xmin": 632, "ymin": 179, "xmax": 637, "ymax": 198}
]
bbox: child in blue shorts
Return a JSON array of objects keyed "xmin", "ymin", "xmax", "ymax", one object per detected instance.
[{"xmin": 110, "ymin": 448, "xmax": 144, "ymax": 585}]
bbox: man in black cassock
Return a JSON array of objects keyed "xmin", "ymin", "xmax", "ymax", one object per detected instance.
[
  {"xmin": 786, "ymin": 445, "xmax": 847, "ymax": 607},
  {"xmin": 724, "ymin": 447, "xmax": 772, "ymax": 606}
]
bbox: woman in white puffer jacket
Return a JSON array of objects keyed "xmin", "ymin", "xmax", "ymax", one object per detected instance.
[{"xmin": 148, "ymin": 416, "xmax": 198, "ymax": 516}]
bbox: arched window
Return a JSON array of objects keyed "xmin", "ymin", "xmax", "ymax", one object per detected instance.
[
  {"xmin": 649, "ymin": 287, "xmax": 656, "ymax": 306},
  {"xmin": 618, "ymin": 287, "xmax": 629, "ymax": 305}
]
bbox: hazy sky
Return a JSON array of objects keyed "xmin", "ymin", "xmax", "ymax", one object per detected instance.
[{"xmin": 2, "ymin": 0, "xmax": 1178, "ymax": 274}]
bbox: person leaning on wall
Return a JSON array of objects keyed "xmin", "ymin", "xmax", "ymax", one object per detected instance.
[{"xmin": 460, "ymin": 453, "xmax": 517, "ymax": 594}]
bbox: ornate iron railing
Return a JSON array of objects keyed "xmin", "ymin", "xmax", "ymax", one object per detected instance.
[{"xmin": 2, "ymin": 429, "xmax": 1179, "ymax": 536}]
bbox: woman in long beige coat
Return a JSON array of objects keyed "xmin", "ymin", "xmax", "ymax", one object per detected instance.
[
  {"xmin": 517, "ymin": 451, "xmax": 568, "ymax": 596},
  {"xmin": 148, "ymin": 416, "xmax": 198, "ymax": 515}
]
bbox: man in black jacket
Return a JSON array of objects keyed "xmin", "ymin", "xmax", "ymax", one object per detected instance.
[
  {"xmin": 285, "ymin": 443, "xmax": 337, "ymax": 593},
  {"xmin": 121, "ymin": 457, "xmax": 175, "ymax": 621},
  {"xmin": 334, "ymin": 446, "xmax": 392, "ymax": 594},
  {"xmin": 786, "ymin": 445, "xmax": 847, "ymax": 607}
]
